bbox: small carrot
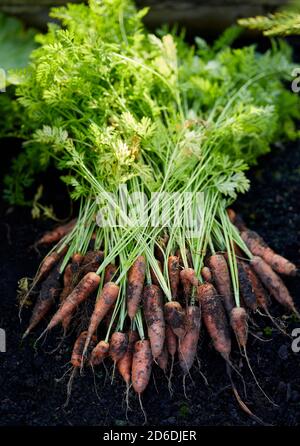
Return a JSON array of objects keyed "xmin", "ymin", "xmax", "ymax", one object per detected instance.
[
  {"xmin": 244, "ymin": 264, "xmax": 270, "ymax": 309},
  {"xmin": 237, "ymin": 260, "xmax": 258, "ymax": 311},
  {"xmin": 150, "ymin": 260, "xmax": 163, "ymax": 287},
  {"xmin": 201, "ymin": 266, "xmax": 212, "ymax": 283},
  {"xmin": 110, "ymin": 332, "xmax": 128, "ymax": 363},
  {"xmin": 180, "ymin": 268, "xmax": 198, "ymax": 301},
  {"xmin": 127, "ymin": 255, "xmax": 146, "ymax": 320},
  {"xmin": 241, "ymin": 230, "xmax": 297, "ymax": 276},
  {"xmin": 104, "ymin": 263, "xmax": 118, "ymax": 283},
  {"xmin": 36, "ymin": 219, "xmax": 77, "ymax": 246},
  {"xmin": 45, "ymin": 272, "xmax": 100, "ymax": 332},
  {"xmin": 168, "ymin": 256, "xmax": 180, "ymax": 300},
  {"xmin": 164, "ymin": 301, "xmax": 186, "ymax": 339},
  {"xmin": 35, "ymin": 251, "xmax": 62, "ymax": 284},
  {"xmin": 197, "ymin": 283, "xmax": 231, "ymax": 360},
  {"xmin": 230, "ymin": 307, "xmax": 248, "ymax": 348},
  {"xmin": 132, "ymin": 340, "xmax": 153, "ymax": 394},
  {"xmin": 71, "ymin": 331, "xmax": 96, "ymax": 367},
  {"xmin": 79, "ymin": 250, "xmax": 104, "ymax": 278},
  {"xmin": 156, "ymin": 343, "xmax": 169, "ymax": 373},
  {"xmin": 251, "ymin": 256, "xmax": 299, "ymax": 315},
  {"xmin": 178, "ymin": 305, "xmax": 201, "ymax": 374},
  {"xmin": 23, "ymin": 265, "xmax": 61, "ymax": 338},
  {"xmin": 84, "ymin": 282, "xmax": 119, "ymax": 351},
  {"xmin": 208, "ymin": 254, "xmax": 235, "ymax": 315},
  {"xmin": 143, "ymin": 284, "xmax": 165, "ymax": 359},
  {"xmin": 117, "ymin": 330, "xmax": 139, "ymax": 385},
  {"xmin": 70, "ymin": 253, "xmax": 83, "ymax": 276},
  {"xmin": 90, "ymin": 340, "xmax": 110, "ymax": 366}
]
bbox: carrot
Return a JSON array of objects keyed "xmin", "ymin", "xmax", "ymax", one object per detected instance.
[
  {"xmin": 143, "ymin": 284, "xmax": 165, "ymax": 359},
  {"xmin": 35, "ymin": 251, "xmax": 61, "ymax": 284},
  {"xmin": 71, "ymin": 331, "xmax": 96, "ymax": 367},
  {"xmin": 180, "ymin": 268, "xmax": 198, "ymax": 301},
  {"xmin": 132, "ymin": 340, "xmax": 153, "ymax": 394},
  {"xmin": 201, "ymin": 266, "xmax": 212, "ymax": 283},
  {"xmin": 60, "ymin": 264, "xmax": 73, "ymax": 303},
  {"xmin": 84, "ymin": 282, "xmax": 119, "ymax": 351},
  {"xmin": 104, "ymin": 263, "xmax": 118, "ymax": 283},
  {"xmin": 230, "ymin": 307, "xmax": 248, "ymax": 348},
  {"xmin": 79, "ymin": 250, "xmax": 104, "ymax": 277},
  {"xmin": 127, "ymin": 255, "xmax": 146, "ymax": 320},
  {"xmin": 157, "ymin": 343, "xmax": 168, "ymax": 373},
  {"xmin": 117, "ymin": 330, "xmax": 139, "ymax": 385},
  {"xmin": 237, "ymin": 260, "xmax": 257, "ymax": 311},
  {"xmin": 178, "ymin": 305, "xmax": 201, "ymax": 374},
  {"xmin": 71, "ymin": 252, "xmax": 83, "ymax": 274},
  {"xmin": 23, "ymin": 265, "xmax": 61, "ymax": 338},
  {"xmin": 227, "ymin": 208, "xmax": 247, "ymax": 232},
  {"xmin": 168, "ymin": 256, "xmax": 180, "ymax": 300},
  {"xmin": 241, "ymin": 229, "xmax": 297, "ymax": 276},
  {"xmin": 90, "ymin": 340, "xmax": 109, "ymax": 366},
  {"xmin": 45, "ymin": 272, "xmax": 100, "ymax": 332},
  {"xmin": 251, "ymin": 256, "xmax": 299, "ymax": 315},
  {"xmin": 110, "ymin": 332, "xmax": 128, "ymax": 363},
  {"xmin": 150, "ymin": 260, "xmax": 163, "ymax": 287},
  {"xmin": 197, "ymin": 283, "xmax": 231, "ymax": 360},
  {"xmin": 165, "ymin": 325, "xmax": 177, "ymax": 357},
  {"xmin": 164, "ymin": 301, "xmax": 186, "ymax": 339},
  {"xmin": 36, "ymin": 219, "xmax": 77, "ymax": 246},
  {"xmin": 208, "ymin": 254, "xmax": 235, "ymax": 315},
  {"xmin": 244, "ymin": 264, "xmax": 269, "ymax": 309}
]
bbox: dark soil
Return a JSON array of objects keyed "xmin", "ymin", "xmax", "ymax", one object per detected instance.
[{"xmin": 0, "ymin": 137, "xmax": 300, "ymax": 427}]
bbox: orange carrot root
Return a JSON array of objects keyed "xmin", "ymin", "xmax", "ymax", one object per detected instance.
[
  {"xmin": 201, "ymin": 266, "xmax": 212, "ymax": 283},
  {"xmin": 132, "ymin": 340, "xmax": 153, "ymax": 394},
  {"xmin": 79, "ymin": 250, "xmax": 104, "ymax": 278},
  {"xmin": 237, "ymin": 260, "xmax": 258, "ymax": 311},
  {"xmin": 143, "ymin": 284, "xmax": 165, "ymax": 359},
  {"xmin": 178, "ymin": 305, "xmax": 201, "ymax": 374},
  {"xmin": 230, "ymin": 307, "xmax": 248, "ymax": 348},
  {"xmin": 71, "ymin": 331, "xmax": 96, "ymax": 368},
  {"xmin": 168, "ymin": 256, "xmax": 180, "ymax": 300},
  {"xmin": 127, "ymin": 255, "xmax": 146, "ymax": 320},
  {"xmin": 36, "ymin": 219, "xmax": 77, "ymax": 246},
  {"xmin": 164, "ymin": 301, "xmax": 186, "ymax": 339},
  {"xmin": 117, "ymin": 330, "xmax": 139, "ymax": 384},
  {"xmin": 104, "ymin": 264, "xmax": 118, "ymax": 283},
  {"xmin": 110, "ymin": 332, "xmax": 129, "ymax": 363},
  {"xmin": 180, "ymin": 268, "xmax": 198, "ymax": 301},
  {"xmin": 90, "ymin": 340, "xmax": 109, "ymax": 366},
  {"xmin": 208, "ymin": 254, "xmax": 235, "ymax": 315}
]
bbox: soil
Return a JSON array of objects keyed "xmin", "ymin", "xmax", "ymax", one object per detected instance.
[{"xmin": 0, "ymin": 134, "xmax": 300, "ymax": 427}]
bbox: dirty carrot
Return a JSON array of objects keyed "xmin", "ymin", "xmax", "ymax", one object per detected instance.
[
  {"xmin": 164, "ymin": 301, "xmax": 186, "ymax": 339},
  {"xmin": 230, "ymin": 307, "xmax": 248, "ymax": 348},
  {"xmin": 197, "ymin": 283, "xmax": 231, "ymax": 360},
  {"xmin": 208, "ymin": 254, "xmax": 235, "ymax": 315},
  {"xmin": 251, "ymin": 256, "xmax": 299, "ymax": 315},
  {"xmin": 150, "ymin": 260, "xmax": 163, "ymax": 287},
  {"xmin": 60, "ymin": 264, "xmax": 73, "ymax": 303},
  {"xmin": 157, "ymin": 343, "xmax": 169, "ymax": 373},
  {"xmin": 90, "ymin": 340, "xmax": 110, "ymax": 366},
  {"xmin": 36, "ymin": 219, "xmax": 77, "ymax": 246},
  {"xmin": 237, "ymin": 260, "xmax": 258, "ymax": 311},
  {"xmin": 178, "ymin": 305, "xmax": 201, "ymax": 374},
  {"xmin": 132, "ymin": 339, "xmax": 153, "ymax": 394},
  {"xmin": 180, "ymin": 268, "xmax": 198, "ymax": 301},
  {"xmin": 117, "ymin": 330, "xmax": 139, "ymax": 385},
  {"xmin": 168, "ymin": 256, "xmax": 180, "ymax": 300},
  {"xmin": 241, "ymin": 230, "xmax": 297, "ymax": 276},
  {"xmin": 110, "ymin": 332, "xmax": 128, "ymax": 363},
  {"xmin": 79, "ymin": 250, "xmax": 104, "ymax": 278},
  {"xmin": 71, "ymin": 331, "xmax": 96, "ymax": 367},
  {"xmin": 201, "ymin": 266, "xmax": 212, "ymax": 283},
  {"xmin": 104, "ymin": 263, "xmax": 118, "ymax": 283},
  {"xmin": 143, "ymin": 284, "xmax": 165, "ymax": 359},
  {"xmin": 127, "ymin": 255, "xmax": 146, "ymax": 320}
]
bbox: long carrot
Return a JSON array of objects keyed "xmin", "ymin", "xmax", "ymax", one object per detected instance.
[
  {"xmin": 143, "ymin": 284, "xmax": 165, "ymax": 359},
  {"xmin": 84, "ymin": 282, "xmax": 119, "ymax": 351},
  {"xmin": 168, "ymin": 256, "xmax": 180, "ymax": 300},
  {"xmin": 132, "ymin": 340, "xmax": 153, "ymax": 394},
  {"xmin": 230, "ymin": 307, "xmax": 248, "ymax": 348},
  {"xmin": 23, "ymin": 264, "xmax": 61, "ymax": 338},
  {"xmin": 117, "ymin": 330, "xmax": 139, "ymax": 385},
  {"xmin": 180, "ymin": 268, "xmax": 198, "ymax": 301},
  {"xmin": 44, "ymin": 272, "xmax": 100, "ymax": 332},
  {"xmin": 164, "ymin": 301, "xmax": 186, "ymax": 339},
  {"xmin": 36, "ymin": 219, "xmax": 77, "ymax": 246},
  {"xmin": 197, "ymin": 283, "xmax": 231, "ymax": 360},
  {"xmin": 241, "ymin": 230, "xmax": 297, "ymax": 276},
  {"xmin": 237, "ymin": 260, "xmax": 257, "ymax": 311},
  {"xmin": 71, "ymin": 331, "xmax": 96, "ymax": 367},
  {"xmin": 251, "ymin": 256, "xmax": 299, "ymax": 315},
  {"xmin": 110, "ymin": 332, "xmax": 128, "ymax": 363},
  {"xmin": 208, "ymin": 254, "xmax": 235, "ymax": 315},
  {"xmin": 127, "ymin": 255, "xmax": 146, "ymax": 320},
  {"xmin": 90, "ymin": 340, "xmax": 109, "ymax": 366},
  {"xmin": 61, "ymin": 254, "xmax": 83, "ymax": 332},
  {"xmin": 178, "ymin": 305, "xmax": 201, "ymax": 374},
  {"xmin": 60, "ymin": 264, "xmax": 73, "ymax": 303}
]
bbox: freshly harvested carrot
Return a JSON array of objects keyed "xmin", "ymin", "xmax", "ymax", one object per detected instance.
[
  {"xmin": 197, "ymin": 283, "xmax": 231, "ymax": 360},
  {"xmin": 156, "ymin": 343, "xmax": 168, "ymax": 373},
  {"xmin": 84, "ymin": 282, "xmax": 119, "ymax": 350},
  {"xmin": 90, "ymin": 340, "xmax": 109, "ymax": 366},
  {"xmin": 201, "ymin": 266, "xmax": 212, "ymax": 283},
  {"xmin": 150, "ymin": 260, "xmax": 163, "ymax": 287},
  {"xmin": 251, "ymin": 256, "xmax": 299, "ymax": 315},
  {"xmin": 241, "ymin": 230, "xmax": 297, "ymax": 276},
  {"xmin": 143, "ymin": 284, "xmax": 165, "ymax": 359},
  {"xmin": 237, "ymin": 260, "xmax": 257, "ymax": 311},
  {"xmin": 168, "ymin": 256, "xmax": 180, "ymax": 300},
  {"xmin": 208, "ymin": 254, "xmax": 235, "ymax": 315},
  {"xmin": 117, "ymin": 330, "xmax": 139, "ymax": 385},
  {"xmin": 244, "ymin": 264, "xmax": 269, "ymax": 309},
  {"xmin": 36, "ymin": 219, "xmax": 77, "ymax": 246},
  {"xmin": 35, "ymin": 251, "xmax": 62, "ymax": 284},
  {"xmin": 180, "ymin": 268, "xmax": 198, "ymax": 301},
  {"xmin": 230, "ymin": 307, "xmax": 248, "ymax": 348},
  {"xmin": 165, "ymin": 325, "xmax": 177, "ymax": 357},
  {"xmin": 132, "ymin": 340, "xmax": 153, "ymax": 394},
  {"xmin": 178, "ymin": 305, "xmax": 201, "ymax": 374},
  {"xmin": 79, "ymin": 250, "xmax": 104, "ymax": 278},
  {"xmin": 60, "ymin": 264, "xmax": 73, "ymax": 303},
  {"xmin": 127, "ymin": 255, "xmax": 146, "ymax": 320},
  {"xmin": 227, "ymin": 208, "xmax": 247, "ymax": 232},
  {"xmin": 23, "ymin": 265, "xmax": 61, "ymax": 338},
  {"xmin": 104, "ymin": 263, "xmax": 118, "ymax": 283},
  {"xmin": 71, "ymin": 253, "xmax": 83, "ymax": 275},
  {"xmin": 45, "ymin": 272, "xmax": 100, "ymax": 332},
  {"xmin": 164, "ymin": 301, "xmax": 186, "ymax": 339},
  {"xmin": 110, "ymin": 332, "xmax": 128, "ymax": 363},
  {"xmin": 71, "ymin": 331, "xmax": 97, "ymax": 367}
]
